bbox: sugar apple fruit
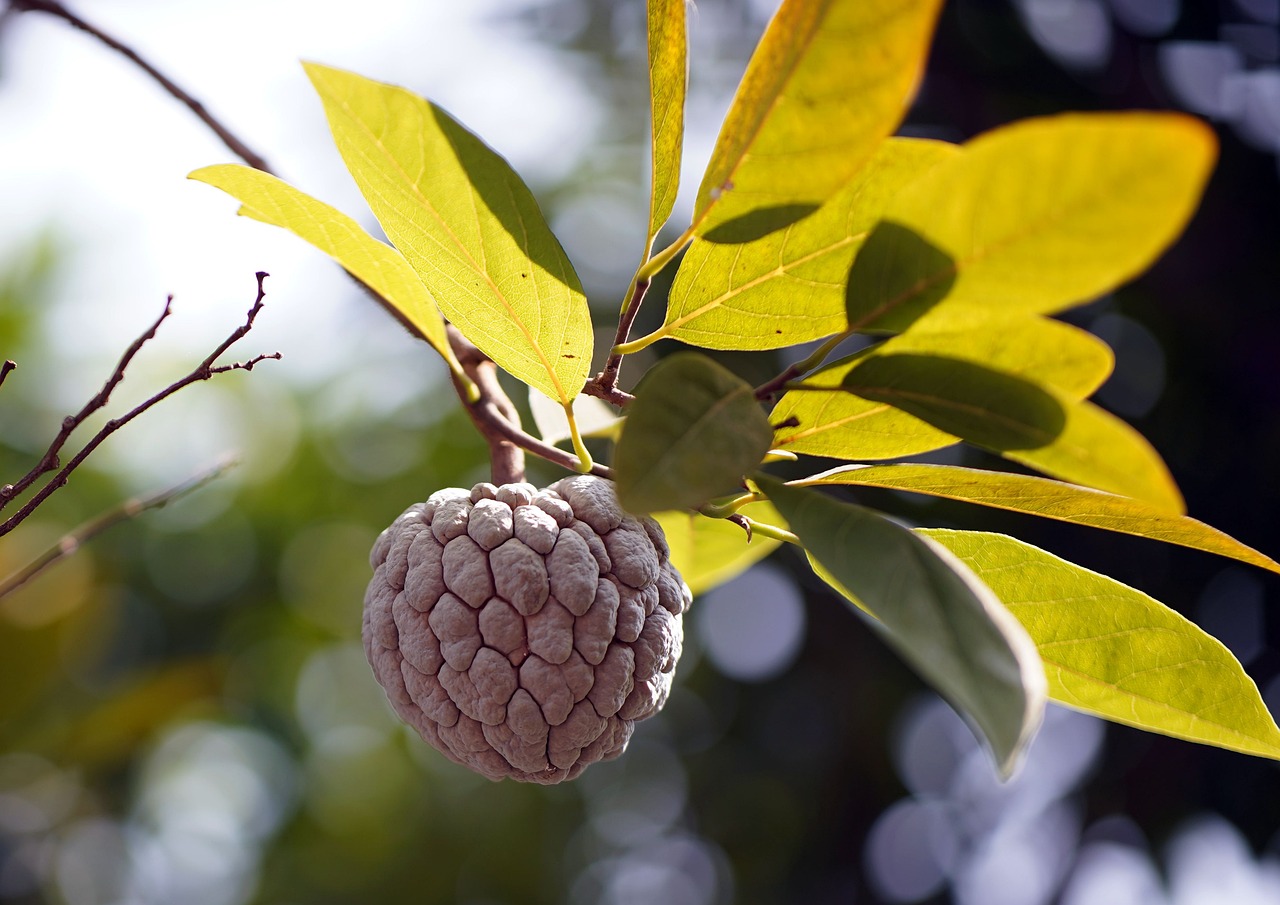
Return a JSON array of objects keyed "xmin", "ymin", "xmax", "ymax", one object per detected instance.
[{"xmin": 364, "ymin": 475, "xmax": 691, "ymax": 783}]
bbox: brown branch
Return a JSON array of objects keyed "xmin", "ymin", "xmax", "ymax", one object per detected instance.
[
  {"xmin": 0, "ymin": 273, "xmax": 278, "ymax": 537},
  {"xmin": 6, "ymin": 0, "xmax": 274, "ymax": 175},
  {"xmin": 0, "ymin": 360, "xmax": 15, "ymax": 391},
  {"xmin": 584, "ymin": 278, "xmax": 648, "ymax": 407},
  {"xmin": 0, "ymin": 456, "xmax": 238, "ymax": 599},
  {"xmin": 446, "ymin": 326, "xmax": 612, "ymax": 483}
]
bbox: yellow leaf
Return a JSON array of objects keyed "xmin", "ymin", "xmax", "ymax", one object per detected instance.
[
  {"xmin": 848, "ymin": 112, "xmax": 1217, "ymax": 330},
  {"xmin": 304, "ymin": 63, "xmax": 592, "ymax": 404},
  {"xmin": 693, "ymin": 0, "xmax": 944, "ymax": 240},
  {"xmin": 647, "ymin": 0, "xmax": 687, "ymax": 244},
  {"xmin": 653, "ymin": 501, "xmax": 786, "ymax": 596}
]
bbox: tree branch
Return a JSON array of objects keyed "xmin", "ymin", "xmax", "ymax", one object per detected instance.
[
  {"xmin": 584, "ymin": 277, "xmax": 648, "ymax": 407},
  {"xmin": 6, "ymin": 0, "xmax": 274, "ymax": 175},
  {"xmin": 0, "ymin": 456, "xmax": 238, "ymax": 599},
  {"xmin": 0, "ymin": 360, "xmax": 15, "ymax": 391},
  {"xmin": 0, "ymin": 273, "xmax": 279, "ymax": 538}
]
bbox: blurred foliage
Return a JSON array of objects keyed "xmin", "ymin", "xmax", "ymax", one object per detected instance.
[{"xmin": 1, "ymin": 1, "xmax": 1278, "ymax": 904}]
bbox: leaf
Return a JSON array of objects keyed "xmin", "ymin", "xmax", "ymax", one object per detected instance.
[
  {"xmin": 846, "ymin": 113, "xmax": 1217, "ymax": 331},
  {"xmin": 613, "ymin": 353, "xmax": 773, "ymax": 513},
  {"xmin": 528, "ymin": 388, "xmax": 621, "ymax": 446},
  {"xmin": 188, "ymin": 164, "xmax": 468, "ymax": 385},
  {"xmin": 768, "ymin": 310, "xmax": 1108, "ymax": 460},
  {"xmin": 841, "ymin": 354, "xmax": 1184, "ymax": 511},
  {"xmin": 800, "ymin": 464, "xmax": 1280, "ymax": 576},
  {"xmin": 643, "ymin": 139, "xmax": 956, "ymax": 351},
  {"xmin": 652, "ymin": 500, "xmax": 787, "ymax": 596},
  {"xmin": 646, "ymin": 0, "xmax": 687, "ymax": 243},
  {"xmin": 304, "ymin": 62, "xmax": 592, "ymax": 404},
  {"xmin": 924, "ymin": 529, "xmax": 1280, "ymax": 761},
  {"xmin": 693, "ymin": 0, "xmax": 944, "ymax": 240},
  {"xmin": 758, "ymin": 477, "xmax": 1046, "ymax": 776}
]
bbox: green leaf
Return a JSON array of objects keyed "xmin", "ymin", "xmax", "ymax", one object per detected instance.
[
  {"xmin": 925, "ymin": 529, "xmax": 1280, "ymax": 761},
  {"xmin": 613, "ymin": 353, "xmax": 773, "ymax": 513},
  {"xmin": 304, "ymin": 62, "xmax": 591, "ymax": 405},
  {"xmin": 802, "ymin": 464, "xmax": 1280, "ymax": 574},
  {"xmin": 652, "ymin": 500, "xmax": 787, "ymax": 596},
  {"xmin": 188, "ymin": 164, "xmax": 468, "ymax": 386},
  {"xmin": 841, "ymin": 354, "xmax": 1184, "ymax": 511},
  {"xmin": 646, "ymin": 0, "xmax": 687, "ymax": 244},
  {"xmin": 847, "ymin": 113, "xmax": 1217, "ymax": 331},
  {"xmin": 693, "ymin": 0, "xmax": 944, "ymax": 240},
  {"xmin": 642, "ymin": 139, "xmax": 956, "ymax": 351},
  {"xmin": 758, "ymin": 477, "xmax": 1046, "ymax": 776}
]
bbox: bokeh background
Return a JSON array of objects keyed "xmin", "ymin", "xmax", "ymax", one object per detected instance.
[{"xmin": 1, "ymin": 0, "xmax": 1278, "ymax": 903}]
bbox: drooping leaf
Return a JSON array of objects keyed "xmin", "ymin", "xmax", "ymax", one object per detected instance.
[
  {"xmin": 641, "ymin": 139, "xmax": 956, "ymax": 351},
  {"xmin": 758, "ymin": 477, "xmax": 1046, "ymax": 776},
  {"xmin": 528, "ymin": 387, "xmax": 621, "ymax": 446},
  {"xmin": 801, "ymin": 464, "xmax": 1280, "ymax": 575},
  {"xmin": 842, "ymin": 354, "xmax": 1184, "ymax": 511},
  {"xmin": 188, "ymin": 164, "xmax": 468, "ymax": 385},
  {"xmin": 652, "ymin": 500, "xmax": 787, "ymax": 596},
  {"xmin": 693, "ymin": 0, "xmax": 944, "ymax": 240},
  {"xmin": 925, "ymin": 529, "xmax": 1280, "ymax": 761},
  {"xmin": 613, "ymin": 353, "xmax": 773, "ymax": 513},
  {"xmin": 646, "ymin": 0, "xmax": 687, "ymax": 244},
  {"xmin": 304, "ymin": 62, "xmax": 592, "ymax": 404},
  {"xmin": 846, "ymin": 113, "xmax": 1217, "ymax": 331}
]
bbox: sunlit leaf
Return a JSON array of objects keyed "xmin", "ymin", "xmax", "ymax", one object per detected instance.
[
  {"xmin": 528, "ymin": 387, "xmax": 621, "ymax": 446},
  {"xmin": 841, "ymin": 354, "xmax": 1184, "ymax": 511},
  {"xmin": 652, "ymin": 500, "xmax": 787, "ymax": 596},
  {"xmin": 759, "ymin": 477, "xmax": 1046, "ymax": 776},
  {"xmin": 925, "ymin": 529, "xmax": 1280, "ymax": 761},
  {"xmin": 304, "ymin": 62, "xmax": 591, "ymax": 404},
  {"xmin": 693, "ymin": 0, "xmax": 944, "ymax": 240},
  {"xmin": 847, "ymin": 113, "xmax": 1217, "ymax": 331},
  {"xmin": 800, "ymin": 464, "xmax": 1280, "ymax": 575},
  {"xmin": 614, "ymin": 353, "xmax": 773, "ymax": 513},
  {"xmin": 188, "ymin": 164, "xmax": 468, "ymax": 385},
  {"xmin": 646, "ymin": 0, "xmax": 687, "ymax": 243},
  {"xmin": 643, "ymin": 139, "xmax": 955, "ymax": 351}
]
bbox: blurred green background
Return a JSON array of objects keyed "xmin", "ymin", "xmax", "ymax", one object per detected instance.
[{"xmin": 1, "ymin": 1, "xmax": 1278, "ymax": 903}]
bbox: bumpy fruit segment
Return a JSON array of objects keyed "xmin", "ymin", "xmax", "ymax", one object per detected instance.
[{"xmin": 364, "ymin": 476, "xmax": 691, "ymax": 783}]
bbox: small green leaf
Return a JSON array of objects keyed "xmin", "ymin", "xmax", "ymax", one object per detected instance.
[
  {"xmin": 801, "ymin": 464, "xmax": 1280, "ymax": 575},
  {"xmin": 759, "ymin": 477, "xmax": 1046, "ymax": 776},
  {"xmin": 652, "ymin": 500, "xmax": 786, "ymax": 596},
  {"xmin": 646, "ymin": 0, "xmax": 687, "ymax": 244},
  {"xmin": 304, "ymin": 62, "xmax": 592, "ymax": 405},
  {"xmin": 644, "ymin": 139, "xmax": 956, "ymax": 351},
  {"xmin": 925, "ymin": 529, "xmax": 1280, "ymax": 761},
  {"xmin": 693, "ymin": 0, "xmax": 944, "ymax": 240},
  {"xmin": 188, "ymin": 164, "xmax": 469, "ymax": 386},
  {"xmin": 847, "ymin": 113, "xmax": 1217, "ymax": 331},
  {"xmin": 842, "ymin": 354, "xmax": 1184, "ymax": 511},
  {"xmin": 613, "ymin": 353, "xmax": 773, "ymax": 513}
]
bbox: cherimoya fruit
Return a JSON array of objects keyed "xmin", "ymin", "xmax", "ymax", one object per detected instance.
[{"xmin": 364, "ymin": 475, "xmax": 691, "ymax": 783}]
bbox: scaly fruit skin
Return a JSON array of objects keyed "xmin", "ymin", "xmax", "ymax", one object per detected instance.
[{"xmin": 364, "ymin": 476, "xmax": 691, "ymax": 783}]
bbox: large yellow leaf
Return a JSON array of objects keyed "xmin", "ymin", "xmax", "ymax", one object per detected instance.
[
  {"xmin": 693, "ymin": 0, "xmax": 943, "ymax": 240},
  {"xmin": 646, "ymin": 0, "xmax": 687, "ymax": 244},
  {"xmin": 847, "ymin": 113, "xmax": 1217, "ymax": 331},
  {"xmin": 926, "ymin": 529, "xmax": 1280, "ymax": 761},
  {"xmin": 189, "ymin": 164, "xmax": 466, "ymax": 385},
  {"xmin": 640, "ymin": 139, "xmax": 955, "ymax": 351},
  {"xmin": 770, "ymin": 312, "xmax": 1111, "ymax": 460},
  {"xmin": 802, "ymin": 464, "xmax": 1279, "ymax": 574},
  {"xmin": 653, "ymin": 501, "xmax": 786, "ymax": 596},
  {"xmin": 304, "ymin": 63, "xmax": 592, "ymax": 405}
]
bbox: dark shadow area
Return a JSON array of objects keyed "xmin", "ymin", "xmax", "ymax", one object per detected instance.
[
  {"xmin": 846, "ymin": 221, "xmax": 957, "ymax": 332},
  {"xmin": 433, "ymin": 103, "xmax": 584, "ymax": 292},
  {"xmin": 843, "ymin": 353, "xmax": 1067, "ymax": 451},
  {"xmin": 701, "ymin": 203, "xmax": 819, "ymax": 243}
]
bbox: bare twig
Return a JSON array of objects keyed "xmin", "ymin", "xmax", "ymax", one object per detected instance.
[
  {"xmin": 446, "ymin": 326, "xmax": 612, "ymax": 483},
  {"xmin": 0, "ymin": 456, "xmax": 238, "ymax": 599},
  {"xmin": 0, "ymin": 273, "xmax": 279, "ymax": 538},
  {"xmin": 585, "ymin": 278, "xmax": 649, "ymax": 407},
  {"xmin": 6, "ymin": 0, "xmax": 274, "ymax": 175},
  {"xmin": 0, "ymin": 361, "xmax": 15, "ymax": 391}
]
